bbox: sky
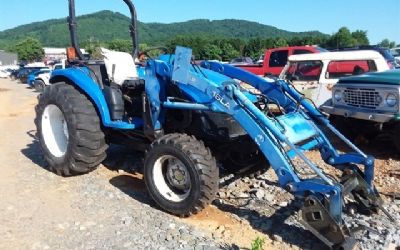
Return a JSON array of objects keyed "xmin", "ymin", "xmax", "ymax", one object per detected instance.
[{"xmin": 0, "ymin": 0, "xmax": 399, "ymax": 44}]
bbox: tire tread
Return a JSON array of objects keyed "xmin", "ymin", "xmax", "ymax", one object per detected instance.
[
  {"xmin": 145, "ymin": 133, "xmax": 218, "ymax": 217},
  {"xmin": 35, "ymin": 82, "xmax": 108, "ymax": 176}
]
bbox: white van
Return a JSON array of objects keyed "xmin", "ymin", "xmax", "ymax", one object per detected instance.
[{"xmin": 279, "ymin": 51, "xmax": 389, "ymax": 107}]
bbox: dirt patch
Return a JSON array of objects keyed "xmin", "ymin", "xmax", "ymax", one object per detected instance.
[
  {"xmin": 0, "ymin": 88, "xmax": 10, "ymax": 92},
  {"xmin": 182, "ymin": 205, "xmax": 275, "ymax": 249}
]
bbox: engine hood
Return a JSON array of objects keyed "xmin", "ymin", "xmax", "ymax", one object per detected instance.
[{"xmin": 337, "ymin": 69, "xmax": 400, "ymax": 86}]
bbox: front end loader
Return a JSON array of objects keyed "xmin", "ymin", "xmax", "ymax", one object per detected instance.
[{"xmin": 34, "ymin": 0, "xmax": 391, "ymax": 248}]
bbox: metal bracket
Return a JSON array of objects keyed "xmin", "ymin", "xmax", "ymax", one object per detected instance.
[
  {"xmin": 172, "ymin": 46, "xmax": 193, "ymax": 84},
  {"xmin": 341, "ymin": 170, "xmax": 394, "ymax": 221},
  {"xmin": 142, "ymin": 93, "xmax": 163, "ymax": 141},
  {"xmin": 300, "ymin": 196, "xmax": 354, "ymax": 249}
]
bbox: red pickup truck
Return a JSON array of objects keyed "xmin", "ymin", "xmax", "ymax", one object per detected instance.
[{"xmin": 237, "ymin": 46, "xmax": 327, "ymax": 76}]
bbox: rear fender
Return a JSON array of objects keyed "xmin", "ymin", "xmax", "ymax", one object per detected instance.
[{"xmin": 50, "ymin": 68, "xmax": 113, "ymax": 126}]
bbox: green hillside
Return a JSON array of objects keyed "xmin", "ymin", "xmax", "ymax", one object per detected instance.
[{"xmin": 0, "ymin": 10, "xmax": 326, "ymax": 49}]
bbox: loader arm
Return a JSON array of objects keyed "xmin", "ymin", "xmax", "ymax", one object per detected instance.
[{"xmin": 144, "ymin": 47, "xmax": 386, "ymax": 249}]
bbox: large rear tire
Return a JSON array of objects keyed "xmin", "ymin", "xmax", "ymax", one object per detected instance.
[
  {"xmin": 35, "ymin": 82, "xmax": 107, "ymax": 176},
  {"xmin": 144, "ymin": 133, "xmax": 218, "ymax": 217}
]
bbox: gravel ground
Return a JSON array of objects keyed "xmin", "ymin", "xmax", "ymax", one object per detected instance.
[
  {"xmin": 216, "ymin": 167, "xmax": 400, "ymax": 250},
  {"xmin": 0, "ymin": 79, "xmax": 221, "ymax": 250},
  {"xmin": 0, "ymin": 77, "xmax": 399, "ymax": 250}
]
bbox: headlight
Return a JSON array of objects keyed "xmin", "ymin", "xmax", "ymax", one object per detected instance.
[
  {"xmin": 385, "ymin": 93, "xmax": 398, "ymax": 107},
  {"xmin": 333, "ymin": 90, "xmax": 343, "ymax": 102}
]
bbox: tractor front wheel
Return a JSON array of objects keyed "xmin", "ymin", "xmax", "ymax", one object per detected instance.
[
  {"xmin": 35, "ymin": 82, "xmax": 108, "ymax": 176},
  {"xmin": 144, "ymin": 133, "xmax": 218, "ymax": 217}
]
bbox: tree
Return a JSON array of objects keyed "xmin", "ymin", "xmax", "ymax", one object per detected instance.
[
  {"xmin": 10, "ymin": 37, "xmax": 44, "ymax": 62},
  {"xmin": 351, "ymin": 30, "xmax": 369, "ymax": 46},
  {"xmin": 273, "ymin": 38, "xmax": 288, "ymax": 48},
  {"xmin": 228, "ymin": 38, "xmax": 246, "ymax": 56},
  {"xmin": 107, "ymin": 39, "xmax": 132, "ymax": 53},
  {"xmin": 326, "ymin": 27, "xmax": 355, "ymax": 48},
  {"xmin": 139, "ymin": 43, "xmax": 150, "ymax": 52},
  {"xmin": 217, "ymin": 40, "xmax": 240, "ymax": 61},
  {"xmin": 82, "ymin": 37, "xmax": 101, "ymax": 55},
  {"xmin": 379, "ymin": 39, "xmax": 397, "ymax": 48},
  {"xmin": 202, "ymin": 44, "xmax": 222, "ymax": 60},
  {"xmin": 379, "ymin": 39, "xmax": 390, "ymax": 48},
  {"xmin": 243, "ymin": 38, "xmax": 264, "ymax": 58}
]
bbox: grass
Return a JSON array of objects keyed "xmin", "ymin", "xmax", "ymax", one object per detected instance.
[{"xmin": 251, "ymin": 236, "xmax": 265, "ymax": 250}]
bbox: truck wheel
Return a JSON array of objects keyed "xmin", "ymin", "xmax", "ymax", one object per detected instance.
[
  {"xmin": 34, "ymin": 80, "xmax": 45, "ymax": 92},
  {"xmin": 330, "ymin": 115, "xmax": 357, "ymax": 141},
  {"xmin": 35, "ymin": 82, "xmax": 107, "ymax": 176},
  {"xmin": 144, "ymin": 133, "xmax": 218, "ymax": 217}
]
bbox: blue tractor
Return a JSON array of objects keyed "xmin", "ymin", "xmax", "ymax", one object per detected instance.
[{"xmin": 35, "ymin": 0, "xmax": 391, "ymax": 248}]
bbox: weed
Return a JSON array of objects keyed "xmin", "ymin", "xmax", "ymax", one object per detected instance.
[{"xmin": 251, "ymin": 236, "xmax": 265, "ymax": 250}]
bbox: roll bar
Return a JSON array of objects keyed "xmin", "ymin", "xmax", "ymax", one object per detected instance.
[{"xmin": 67, "ymin": 0, "xmax": 139, "ymax": 60}]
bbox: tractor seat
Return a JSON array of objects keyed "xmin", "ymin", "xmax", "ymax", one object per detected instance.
[{"xmin": 101, "ymin": 48, "xmax": 139, "ymax": 86}]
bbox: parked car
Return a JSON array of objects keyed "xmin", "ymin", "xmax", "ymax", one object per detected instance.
[
  {"xmin": 237, "ymin": 46, "xmax": 327, "ymax": 77},
  {"xmin": 53, "ymin": 63, "xmax": 64, "ymax": 70},
  {"xmin": 279, "ymin": 50, "xmax": 389, "ymax": 107},
  {"xmin": 10, "ymin": 69, "xmax": 20, "ymax": 80},
  {"xmin": 27, "ymin": 69, "xmax": 51, "ymax": 88},
  {"xmin": 17, "ymin": 67, "xmax": 49, "ymax": 84},
  {"xmin": 0, "ymin": 70, "xmax": 9, "ymax": 78},
  {"xmin": 256, "ymin": 54, "xmax": 264, "ymax": 64},
  {"xmin": 332, "ymin": 45, "xmax": 399, "ymax": 69},
  {"xmin": 229, "ymin": 57, "xmax": 254, "ymax": 65},
  {"xmin": 321, "ymin": 70, "xmax": 400, "ymax": 152},
  {"xmin": 32, "ymin": 62, "xmax": 66, "ymax": 92},
  {"xmin": 0, "ymin": 66, "xmax": 17, "ymax": 78},
  {"xmin": 391, "ymin": 47, "xmax": 400, "ymax": 65}
]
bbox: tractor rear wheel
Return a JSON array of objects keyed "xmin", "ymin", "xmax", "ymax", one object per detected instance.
[
  {"xmin": 144, "ymin": 133, "xmax": 218, "ymax": 217},
  {"xmin": 35, "ymin": 82, "xmax": 107, "ymax": 176}
]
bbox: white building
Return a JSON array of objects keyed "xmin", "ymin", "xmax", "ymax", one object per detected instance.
[
  {"xmin": 0, "ymin": 51, "xmax": 18, "ymax": 66},
  {"xmin": 44, "ymin": 47, "xmax": 87, "ymax": 62}
]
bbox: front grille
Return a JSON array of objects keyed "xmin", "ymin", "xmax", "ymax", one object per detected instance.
[{"xmin": 343, "ymin": 88, "xmax": 380, "ymax": 108}]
